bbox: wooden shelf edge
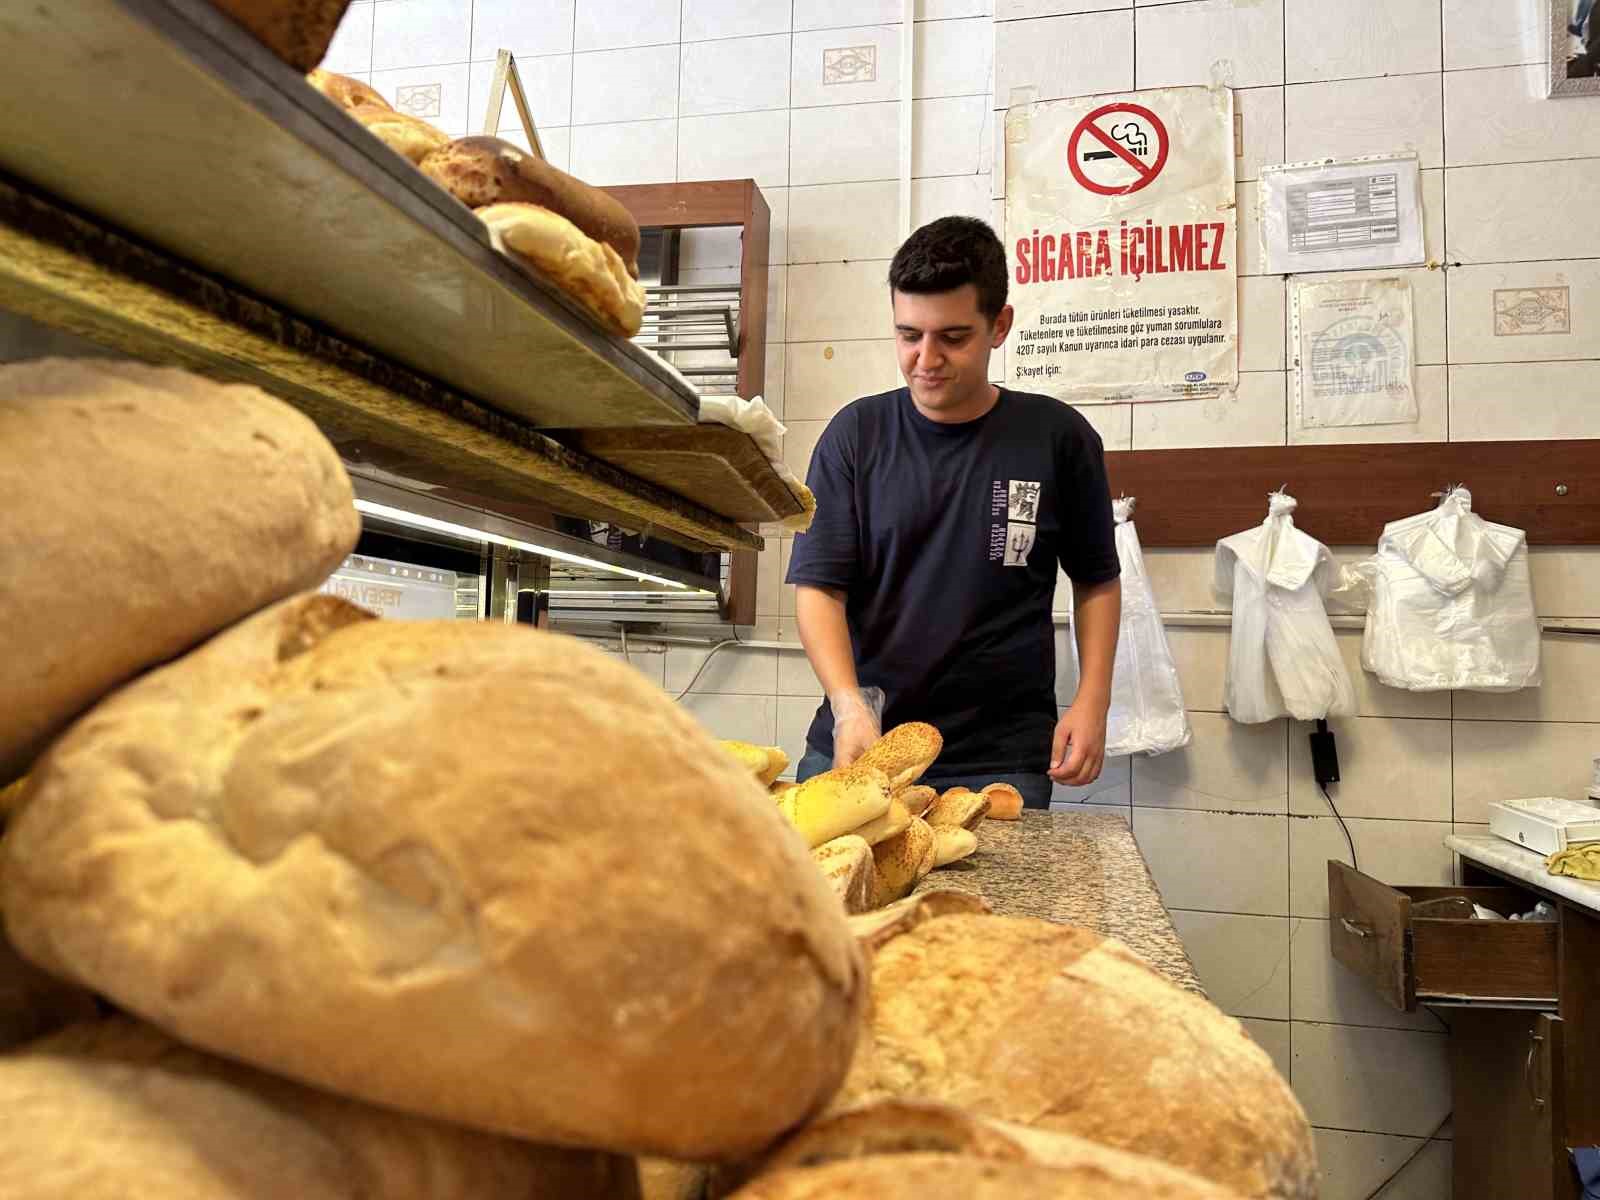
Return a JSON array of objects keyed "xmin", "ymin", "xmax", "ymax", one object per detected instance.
[
  {"xmin": 0, "ymin": 175, "xmax": 760, "ymax": 554},
  {"xmin": 1104, "ymin": 442, "xmax": 1600, "ymax": 547}
]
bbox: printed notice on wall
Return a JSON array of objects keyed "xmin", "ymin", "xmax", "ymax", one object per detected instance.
[
  {"xmin": 1259, "ymin": 156, "xmax": 1425, "ymax": 275},
  {"xmin": 1004, "ymin": 85, "xmax": 1237, "ymax": 404},
  {"xmin": 1291, "ymin": 277, "xmax": 1418, "ymax": 429}
]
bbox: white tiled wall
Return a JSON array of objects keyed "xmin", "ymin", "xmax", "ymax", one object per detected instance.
[{"xmin": 352, "ymin": 5, "xmax": 1598, "ymax": 1196}]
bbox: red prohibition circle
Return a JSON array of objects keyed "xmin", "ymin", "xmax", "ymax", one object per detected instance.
[{"xmin": 1066, "ymin": 102, "xmax": 1170, "ymax": 196}]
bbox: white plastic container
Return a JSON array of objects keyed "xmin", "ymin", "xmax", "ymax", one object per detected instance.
[{"xmin": 1488, "ymin": 796, "xmax": 1600, "ymax": 856}]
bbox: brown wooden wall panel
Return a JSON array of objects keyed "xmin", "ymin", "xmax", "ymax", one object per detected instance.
[{"xmin": 1103, "ymin": 441, "xmax": 1600, "ymax": 546}]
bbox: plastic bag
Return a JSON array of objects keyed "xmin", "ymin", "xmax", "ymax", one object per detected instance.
[
  {"xmin": 1339, "ymin": 487, "xmax": 1540, "ymax": 693},
  {"xmin": 1215, "ymin": 491, "xmax": 1355, "ymax": 724},
  {"xmin": 1074, "ymin": 499, "xmax": 1190, "ymax": 757}
]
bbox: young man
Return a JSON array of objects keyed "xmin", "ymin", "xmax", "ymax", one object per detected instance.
[{"xmin": 786, "ymin": 217, "xmax": 1121, "ymax": 808}]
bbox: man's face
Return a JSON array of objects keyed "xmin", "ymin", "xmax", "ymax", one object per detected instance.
[{"xmin": 891, "ymin": 285, "xmax": 1013, "ymax": 414}]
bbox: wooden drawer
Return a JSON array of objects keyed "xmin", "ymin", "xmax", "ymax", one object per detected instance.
[{"xmin": 1328, "ymin": 862, "xmax": 1559, "ymax": 1011}]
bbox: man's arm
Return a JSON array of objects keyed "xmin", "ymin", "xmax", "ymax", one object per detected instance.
[
  {"xmin": 795, "ymin": 585, "xmax": 880, "ymax": 768},
  {"xmin": 1050, "ymin": 576, "xmax": 1121, "ymax": 786}
]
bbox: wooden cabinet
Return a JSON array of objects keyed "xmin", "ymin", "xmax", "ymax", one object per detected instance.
[{"xmin": 1328, "ymin": 860, "xmax": 1596, "ymax": 1200}]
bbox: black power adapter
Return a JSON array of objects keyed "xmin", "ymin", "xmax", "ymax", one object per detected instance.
[{"xmin": 1310, "ymin": 718, "xmax": 1340, "ymax": 786}]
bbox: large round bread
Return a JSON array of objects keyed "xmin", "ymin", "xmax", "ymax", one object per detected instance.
[
  {"xmin": 0, "ymin": 359, "xmax": 358, "ymax": 782},
  {"xmin": 208, "ymin": 0, "xmax": 352, "ymax": 71},
  {"xmin": 0, "ymin": 1018, "xmax": 640, "ymax": 1199},
  {"xmin": 421, "ymin": 136, "xmax": 642, "ymax": 275},
  {"xmin": 834, "ymin": 914, "xmax": 1315, "ymax": 1200},
  {"xmin": 0, "ymin": 593, "xmax": 867, "ymax": 1159},
  {"xmin": 726, "ymin": 1152, "xmax": 1242, "ymax": 1199},
  {"xmin": 710, "ymin": 1099, "xmax": 1246, "ymax": 1199}
]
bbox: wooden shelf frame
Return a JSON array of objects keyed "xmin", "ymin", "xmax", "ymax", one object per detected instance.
[{"xmin": 1103, "ymin": 441, "xmax": 1600, "ymax": 547}]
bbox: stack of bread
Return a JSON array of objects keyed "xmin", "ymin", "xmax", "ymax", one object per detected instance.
[
  {"xmin": 305, "ymin": 68, "xmax": 646, "ymax": 338},
  {"xmin": 4, "ymin": 356, "xmax": 1316, "ymax": 1197},
  {"xmin": 719, "ymin": 726, "xmax": 1027, "ymax": 914}
]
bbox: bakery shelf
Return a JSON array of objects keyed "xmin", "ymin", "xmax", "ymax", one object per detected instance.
[
  {"xmin": 0, "ymin": 0, "xmax": 700, "ymax": 432},
  {"xmin": 0, "ymin": 0, "xmax": 781, "ymax": 552},
  {"xmin": 0, "ymin": 175, "xmax": 758, "ymax": 553}
]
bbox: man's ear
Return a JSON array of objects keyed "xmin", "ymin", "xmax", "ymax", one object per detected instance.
[{"xmin": 991, "ymin": 304, "xmax": 1015, "ymax": 346}]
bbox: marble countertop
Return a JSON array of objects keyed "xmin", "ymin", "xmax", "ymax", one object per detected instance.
[
  {"xmin": 913, "ymin": 810, "xmax": 1204, "ymax": 996},
  {"xmin": 1447, "ymin": 833, "xmax": 1600, "ymax": 917}
]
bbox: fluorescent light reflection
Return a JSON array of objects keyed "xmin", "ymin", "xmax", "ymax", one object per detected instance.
[{"xmin": 354, "ymin": 499, "xmax": 707, "ymax": 592}]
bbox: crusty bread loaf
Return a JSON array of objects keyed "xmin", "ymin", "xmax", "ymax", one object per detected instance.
[
  {"xmin": 930, "ymin": 826, "xmax": 977, "ymax": 867},
  {"xmin": 349, "ymin": 104, "xmax": 450, "ymax": 164},
  {"xmin": 834, "ymin": 914, "xmax": 1316, "ymax": 1199},
  {"xmin": 855, "ymin": 724, "xmax": 943, "ymax": 791},
  {"xmin": 0, "ymin": 1018, "xmax": 641, "ymax": 1199},
  {"xmin": 869, "ymin": 817, "xmax": 936, "ymax": 906},
  {"xmin": 725, "ymin": 1152, "xmax": 1243, "ymax": 1199},
  {"xmin": 0, "ymin": 359, "xmax": 358, "ymax": 783},
  {"xmin": 777, "ymin": 765, "xmax": 892, "ymax": 849},
  {"xmin": 896, "ymin": 785, "xmax": 937, "ymax": 818},
  {"xmin": 1, "ymin": 594, "xmax": 867, "ymax": 1159},
  {"xmin": 421, "ymin": 137, "xmax": 642, "ymax": 276},
  {"xmin": 925, "ymin": 789, "xmax": 989, "ymax": 832},
  {"xmin": 981, "ymin": 782, "xmax": 1024, "ymax": 821},
  {"xmin": 715, "ymin": 1101, "xmax": 1246, "ymax": 1199},
  {"xmin": 846, "ymin": 891, "xmax": 989, "ymax": 955},
  {"xmin": 479, "ymin": 202, "xmax": 648, "ymax": 337},
  {"xmin": 721, "ymin": 741, "xmax": 789, "ymax": 787},
  {"xmin": 852, "ymin": 795, "xmax": 911, "ymax": 847},
  {"xmin": 206, "ymin": 0, "xmax": 352, "ymax": 71},
  {"xmin": 308, "ymin": 68, "xmax": 390, "ymax": 111},
  {"xmin": 812, "ymin": 836, "xmax": 875, "ymax": 915}
]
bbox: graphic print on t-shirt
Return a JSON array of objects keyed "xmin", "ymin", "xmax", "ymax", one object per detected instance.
[{"xmin": 991, "ymin": 479, "xmax": 1041, "ymax": 566}]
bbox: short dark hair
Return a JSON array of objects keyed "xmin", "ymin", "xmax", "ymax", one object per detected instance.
[{"xmin": 888, "ymin": 216, "xmax": 1009, "ymax": 320}]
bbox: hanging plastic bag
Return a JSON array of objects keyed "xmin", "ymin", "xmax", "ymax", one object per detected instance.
[
  {"xmin": 1216, "ymin": 491, "xmax": 1355, "ymax": 724},
  {"xmin": 1338, "ymin": 487, "xmax": 1540, "ymax": 693},
  {"xmin": 1073, "ymin": 498, "xmax": 1191, "ymax": 756}
]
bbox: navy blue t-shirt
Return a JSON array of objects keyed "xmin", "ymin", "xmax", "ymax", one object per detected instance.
[{"xmin": 785, "ymin": 387, "xmax": 1119, "ymax": 777}]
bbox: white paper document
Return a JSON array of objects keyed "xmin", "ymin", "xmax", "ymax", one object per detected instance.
[
  {"xmin": 1292, "ymin": 276, "xmax": 1417, "ymax": 429},
  {"xmin": 1260, "ymin": 156, "xmax": 1425, "ymax": 274}
]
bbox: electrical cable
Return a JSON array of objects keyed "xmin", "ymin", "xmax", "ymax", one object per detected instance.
[
  {"xmin": 1366, "ymin": 1110, "xmax": 1451, "ymax": 1199},
  {"xmin": 671, "ymin": 638, "xmax": 739, "ymax": 701},
  {"xmin": 1319, "ymin": 781, "xmax": 1359, "ymax": 875}
]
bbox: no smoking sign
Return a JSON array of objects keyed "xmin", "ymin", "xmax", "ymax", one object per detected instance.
[{"xmin": 1067, "ymin": 102, "xmax": 1169, "ymax": 196}]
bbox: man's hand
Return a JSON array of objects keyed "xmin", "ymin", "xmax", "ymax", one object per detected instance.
[
  {"xmin": 1050, "ymin": 701, "xmax": 1107, "ymax": 787},
  {"xmin": 829, "ymin": 688, "xmax": 881, "ymax": 769}
]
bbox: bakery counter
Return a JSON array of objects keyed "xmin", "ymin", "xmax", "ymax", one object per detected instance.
[{"xmin": 913, "ymin": 810, "xmax": 1204, "ymax": 996}]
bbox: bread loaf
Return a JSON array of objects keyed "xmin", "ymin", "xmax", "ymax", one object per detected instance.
[
  {"xmin": 777, "ymin": 765, "xmax": 892, "ymax": 849},
  {"xmin": 896, "ymin": 785, "xmax": 937, "ymax": 818},
  {"xmin": 1, "ymin": 594, "xmax": 867, "ymax": 1159},
  {"xmin": 811, "ymin": 836, "xmax": 874, "ymax": 915},
  {"xmin": 725, "ymin": 1152, "xmax": 1243, "ymax": 1199},
  {"xmin": 834, "ymin": 914, "xmax": 1316, "ymax": 1199},
  {"xmin": 846, "ymin": 891, "xmax": 989, "ymax": 955},
  {"xmin": 421, "ymin": 137, "xmax": 642, "ymax": 276},
  {"xmin": 851, "ymin": 795, "xmax": 912, "ymax": 846},
  {"xmin": 930, "ymin": 826, "xmax": 977, "ymax": 867},
  {"xmin": 924, "ymin": 789, "xmax": 989, "ymax": 832},
  {"xmin": 478, "ymin": 202, "xmax": 648, "ymax": 337},
  {"xmin": 855, "ymin": 724, "xmax": 942, "ymax": 791},
  {"xmin": 721, "ymin": 741, "xmax": 788, "ymax": 787},
  {"xmin": 981, "ymin": 782, "xmax": 1024, "ymax": 821},
  {"xmin": 0, "ymin": 360, "xmax": 358, "ymax": 783},
  {"xmin": 717, "ymin": 1101, "xmax": 1246, "ymax": 1199},
  {"xmin": 349, "ymin": 104, "xmax": 450, "ymax": 164},
  {"xmin": 308, "ymin": 68, "xmax": 390, "ymax": 111},
  {"xmin": 206, "ymin": 0, "xmax": 352, "ymax": 71},
  {"xmin": 0, "ymin": 1018, "xmax": 641, "ymax": 1199},
  {"xmin": 869, "ymin": 818, "xmax": 936, "ymax": 906}
]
